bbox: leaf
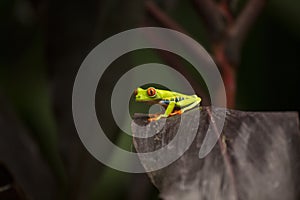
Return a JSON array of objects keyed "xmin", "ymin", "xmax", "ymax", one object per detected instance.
[
  {"xmin": 0, "ymin": 95, "xmax": 59, "ymax": 200},
  {"xmin": 132, "ymin": 107, "xmax": 300, "ymax": 200}
]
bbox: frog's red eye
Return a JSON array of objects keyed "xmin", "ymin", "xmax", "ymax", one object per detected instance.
[
  {"xmin": 147, "ymin": 87, "xmax": 156, "ymax": 97},
  {"xmin": 134, "ymin": 89, "xmax": 138, "ymax": 96}
]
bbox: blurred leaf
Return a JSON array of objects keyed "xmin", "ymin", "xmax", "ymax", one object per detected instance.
[
  {"xmin": 0, "ymin": 94, "xmax": 59, "ymax": 199},
  {"xmin": 0, "ymin": 163, "xmax": 28, "ymax": 200},
  {"xmin": 0, "ymin": 35, "xmax": 66, "ymax": 188}
]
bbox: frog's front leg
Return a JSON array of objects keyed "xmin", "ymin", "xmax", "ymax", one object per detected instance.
[{"xmin": 148, "ymin": 101, "xmax": 175, "ymax": 121}]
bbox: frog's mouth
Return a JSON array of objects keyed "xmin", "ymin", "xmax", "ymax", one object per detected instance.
[{"xmin": 135, "ymin": 99, "xmax": 160, "ymax": 105}]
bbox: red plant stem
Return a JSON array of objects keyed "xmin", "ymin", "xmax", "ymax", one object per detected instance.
[
  {"xmin": 145, "ymin": 1, "xmax": 187, "ymax": 34},
  {"xmin": 213, "ymin": 43, "xmax": 236, "ymax": 108},
  {"xmin": 145, "ymin": 0, "xmax": 266, "ymax": 108}
]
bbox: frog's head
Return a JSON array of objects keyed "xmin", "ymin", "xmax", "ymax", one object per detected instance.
[{"xmin": 134, "ymin": 87, "xmax": 162, "ymax": 102}]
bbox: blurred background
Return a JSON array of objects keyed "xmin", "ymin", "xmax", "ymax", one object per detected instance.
[{"xmin": 0, "ymin": 0, "xmax": 300, "ymax": 199}]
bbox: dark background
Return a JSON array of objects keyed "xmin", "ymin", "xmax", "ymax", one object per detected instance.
[{"xmin": 0, "ymin": 0, "xmax": 299, "ymax": 199}]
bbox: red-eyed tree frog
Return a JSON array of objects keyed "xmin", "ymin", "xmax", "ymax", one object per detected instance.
[{"xmin": 134, "ymin": 87, "xmax": 201, "ymax": 121}]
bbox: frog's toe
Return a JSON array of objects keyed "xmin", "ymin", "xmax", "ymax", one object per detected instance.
[
  {"xmin": 148, "ymin": 116, "xmax": 161, "ymax": 122},
  {"xmin": 176, "ymin": 110, "xmax": 183, "ymax": 115},
  {"xmin": 169, "ymin": 110, "xmax": 183, "ymax": 116},
  {"xmin": 148, "ymin": 117, "xmax": 157, "ymax": 122},
  {"xmin": 148, "ymin": 113, "xmax": 160, "ymax": 118}
]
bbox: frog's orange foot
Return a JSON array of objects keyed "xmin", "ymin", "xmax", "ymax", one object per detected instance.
[
  {"xmin": 148, "ymin": 117, "xmax": 158, "ymax": 122},
  {"xmin": 148, "ymin": 113, "xmax": 161, "ymax": 122},
  {"xmin": 148, "ymin": 117, "xmax": 157, "ymax": 122},
  {"xmin": 148, "ymin": 113, "xmax": 160, "ymax": 118},
  {"xmin": 169, "ymin": 110, "xmax": 183, "ymax": 116}
]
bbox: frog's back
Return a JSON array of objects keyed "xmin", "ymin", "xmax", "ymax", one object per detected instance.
[{"xmin": 159, "ymin": 91, "xmax": 198, "ymax": 103}]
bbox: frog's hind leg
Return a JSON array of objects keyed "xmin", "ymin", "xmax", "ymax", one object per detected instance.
[
  {"xmin": 180, "ymin": 98, "xmax": 201, "ymax": 114},
  {"xmin": 169, "ymin": 98, "xmax": 201, "ymax": 116}
]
